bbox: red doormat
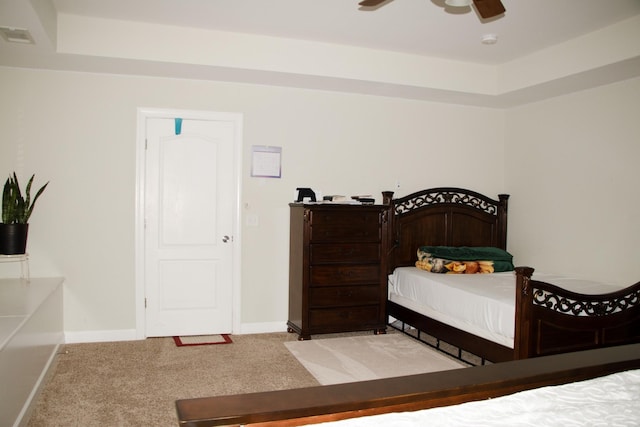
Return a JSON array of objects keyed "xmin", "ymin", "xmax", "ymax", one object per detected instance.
[{"xmin": 173, "ymin": 334, "xmax": 232, "ymax": 347}]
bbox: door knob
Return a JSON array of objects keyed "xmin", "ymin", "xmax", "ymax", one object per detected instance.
[{"xmin": 222, "ymin": 235, "xmax": 231, "ymax": 243}]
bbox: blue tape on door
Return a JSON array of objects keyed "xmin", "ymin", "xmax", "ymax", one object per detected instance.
[{"xmin": 175, "ymin": 118, "xmax": 183, "ymax": 135}]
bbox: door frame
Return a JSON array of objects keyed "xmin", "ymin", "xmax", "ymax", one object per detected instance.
[{"xmin": 134, "ymin": 107, "xmax": 243, "ymax": 339}]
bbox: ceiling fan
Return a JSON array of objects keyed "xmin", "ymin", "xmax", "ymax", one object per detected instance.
[{"xmin": 358, "ymin": 0, "xmax": 506, "ymax": 19}]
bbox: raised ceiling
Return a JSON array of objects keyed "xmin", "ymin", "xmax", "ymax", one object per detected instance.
[{"xmin": 1, "ymin": 0, "xmax": 640, "ymax": 107}]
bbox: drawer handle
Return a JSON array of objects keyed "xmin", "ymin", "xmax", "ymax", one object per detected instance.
[{"xmin": 337, "ymin": 290, "xmax": 354, "ymax": 298}]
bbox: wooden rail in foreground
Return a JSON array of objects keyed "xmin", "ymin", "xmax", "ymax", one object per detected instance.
[{"xmin": 176, "ymin": 343, "xmax": 640, "ymax": 427}]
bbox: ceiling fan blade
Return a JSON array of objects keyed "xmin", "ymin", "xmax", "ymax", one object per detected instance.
[
  {"xmin": 358, "ymin": 0, "xmax": 387, "ymax": 6},
  {"xmin": 472, "ymin": 0, "xmax": 506, "ymax": 19}
]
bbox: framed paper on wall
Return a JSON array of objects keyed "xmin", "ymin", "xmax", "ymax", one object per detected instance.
[{"xmin": 251, "ymin": 145, "xmax": 282, "ymax": 178}]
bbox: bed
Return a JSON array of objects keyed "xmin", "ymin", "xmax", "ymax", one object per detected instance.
[
  {"xmin": 175, "ymin": 343, "xmax": 640, "ymax": 426},
  {"xmin": 174, "ymin": 188, "xmax": 640, "ymax": 426},
  {"xmin": 384, "ymin": 187, "xmax": 640, "ymax": 362}
]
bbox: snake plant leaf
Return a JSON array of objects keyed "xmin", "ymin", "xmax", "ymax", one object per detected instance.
[
  {"xmin": 13, "ymin": 173, "xmax": 26, "ymax": 223},
  {"xmin": 23, "ymin": 178, "xmax": 49, "ymax": 223},
  {"xmin": 24, "ymin": 174, "xmax": 32, "ymax": 214},
  {"xmin": 2, "ymin": 176, "xmax": 16, "ymax": 223},
  {"xmin": 1, "ymin": 173, "xmax": 49, "ymax": 224}
]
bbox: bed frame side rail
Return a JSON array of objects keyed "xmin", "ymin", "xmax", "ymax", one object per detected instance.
[{"xmin": 387, "ymin": 300, "xmax": 514, "ymax": 363}]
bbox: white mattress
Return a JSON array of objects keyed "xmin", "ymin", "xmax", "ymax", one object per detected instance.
[
  {"xmin": 388, "ymin": 267, "xmax": 622, "ymax": 348},
  {"xmin": 310, "ymin": 368, "xmax": 640, "ymax": 427}
]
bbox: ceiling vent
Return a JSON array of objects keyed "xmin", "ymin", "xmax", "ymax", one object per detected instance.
[{"xmin": 0, "ymin": 27, "xmax": 34, "ymax": 44}]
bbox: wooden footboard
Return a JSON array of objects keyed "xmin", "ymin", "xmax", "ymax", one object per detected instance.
[
  {"xmin": 515, "ymin": 267, "xmax": 640, "ymax": 359},
  {"xmin": 176, "ymin": 344, "xmax": 640, "ymax": 426}
]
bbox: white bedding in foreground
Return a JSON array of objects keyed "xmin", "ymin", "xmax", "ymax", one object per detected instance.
[
  {"xmin": 310, "ymin": 369, "xmax": 640, "ymax": 427},
  {"xmin": 388, "ymin": 267, "xmax": 622, "ymax": 348}
]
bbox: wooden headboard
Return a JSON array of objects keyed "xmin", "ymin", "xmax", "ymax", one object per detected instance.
[{"xmin": 386, "ymin": 187, "xmax": 509, "ymax": 270}]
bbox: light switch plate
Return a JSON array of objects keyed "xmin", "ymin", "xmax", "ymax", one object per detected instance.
[{"xmin": 246, "ymin": 214, "xmax": 259, "ymax": 227}]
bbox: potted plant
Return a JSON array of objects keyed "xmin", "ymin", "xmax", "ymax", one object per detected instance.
[{"xmin": 0, "ymin": 172, "xmax": 49, "ymax": 255}]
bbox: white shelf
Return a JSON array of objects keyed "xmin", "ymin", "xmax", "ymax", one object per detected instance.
[
  {"xmin": 0, "ymin": 277, "xmax": 64, "ymax": 426},
  {"xmin": 0, "ymin": 253, "xmax": 30, "ymax": 281}
]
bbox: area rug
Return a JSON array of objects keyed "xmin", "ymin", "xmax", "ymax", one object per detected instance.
[
  {"xmin": 173, "ymin": 334, "xmax": 232, "ymax": 347},
  {"xmin": 284, "ymin": 333, "xmax": 465, "ymax": 385}
]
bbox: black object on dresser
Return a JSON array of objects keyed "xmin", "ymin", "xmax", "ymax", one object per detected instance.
[{"xmin": 287, "ymin": 203, "xmax": 389, "ymax": 340}]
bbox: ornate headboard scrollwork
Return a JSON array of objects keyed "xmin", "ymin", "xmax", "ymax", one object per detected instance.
[
  {"xmin": 393, "ymin": 188, "xmax": 506, "ymax": 216},
  {"xmin": 387, "ymin": 187, "xmax": 509, "ymax": 270}
]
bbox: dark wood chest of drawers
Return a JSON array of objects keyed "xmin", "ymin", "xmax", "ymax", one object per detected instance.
[{"xmin": 287, "ymin": 203, "xmax": 389, "ymax": 340}]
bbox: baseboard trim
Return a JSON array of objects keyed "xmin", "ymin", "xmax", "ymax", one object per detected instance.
[
  {"xmin": 64, "ymin": 323, "xmax": 289, "ymax": 344},
  {"xmin": 64, "ymin": 329, "xmax": 138, "ymax": 344},
  {"xmin": 238, "ymin": 321, "xmax": 288, "ymax": 335}
]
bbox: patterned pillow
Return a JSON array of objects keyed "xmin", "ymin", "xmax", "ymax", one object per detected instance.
[{"xmin": 416, "ymin": 246, "xmax": 514, "ymax": 274}]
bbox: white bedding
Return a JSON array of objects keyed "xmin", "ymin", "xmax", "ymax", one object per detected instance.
[
  {"xmin": 388, "ymin": 267, "xmax": 622, "ymax": 348},
  {"xmin": 310, "ymin": 368, "xmax": 640, "ymax": 427}
]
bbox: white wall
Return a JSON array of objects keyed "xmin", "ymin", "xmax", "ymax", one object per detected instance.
[
  {"xmin": 0, "ymin": 67, "xmax": 505, "ymax": 337},
  {"xmin": 505, "ymin": 77, "xmax": 640, "ymax": 286}
]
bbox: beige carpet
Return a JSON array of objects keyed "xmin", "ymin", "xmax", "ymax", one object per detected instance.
[
  {"xmin": 285, "ymin": 333, "xmax": 465, "ymax": 385},
  {"xmin": 26, "ymin": 333, "xmax": 318, "ymax": 426}
]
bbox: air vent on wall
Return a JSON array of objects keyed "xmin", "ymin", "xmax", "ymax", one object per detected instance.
[{"xmin": 0, "ymin": 27, "xmax": 34, "ymax": 44}]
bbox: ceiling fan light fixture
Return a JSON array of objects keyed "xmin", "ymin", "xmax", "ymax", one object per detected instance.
[{"xmin": 444, "ymin": 0, "xmax": 472, "ymax": 7}]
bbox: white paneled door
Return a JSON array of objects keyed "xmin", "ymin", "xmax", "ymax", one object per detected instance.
[{"xmin": 143, "ymin": 113, "xmax": 238, "ymax": 337}]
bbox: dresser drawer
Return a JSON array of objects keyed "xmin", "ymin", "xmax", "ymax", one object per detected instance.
[
  {"xmin": 310, "ymin": 265, "xmax": 380, "ymax": 286},
  {"xmin": 309, "ymin": 306, "xmax": 380, "ymax": 329},
  {"xmin": 309, "ymin": 211, "xmax": 381, "ymax": 242},
  {"xmin": 310, "ymin": 243, "xmax": 380, "ymax": 264},
  {"xmin": 289, "ymin": 203, "xmax": 388, "ymax": 339},
  {"xmin": 309, "ymin": 285, "xmax": 380, "ymax": 308}
]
